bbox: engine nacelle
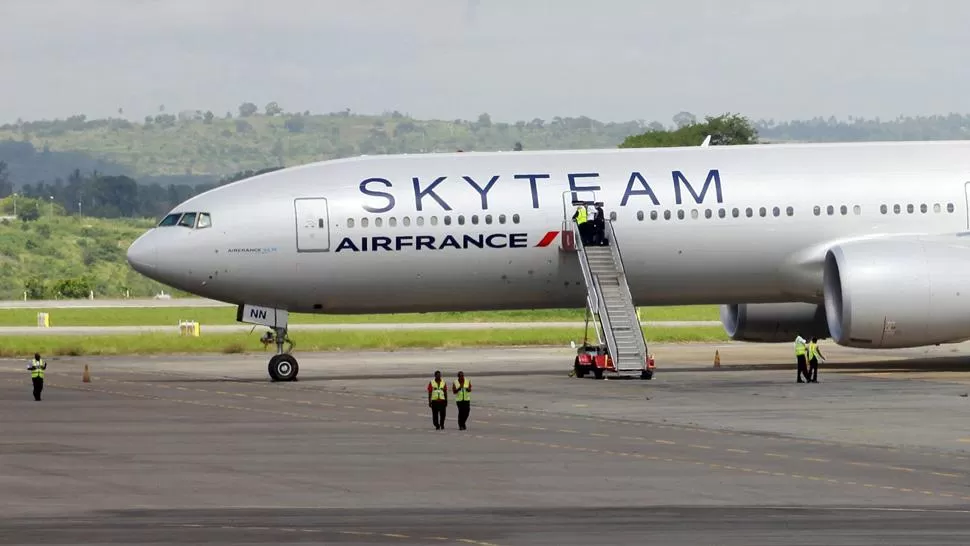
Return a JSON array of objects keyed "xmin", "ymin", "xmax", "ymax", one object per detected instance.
[
  {"xmin": 823, "ymin": 236, "xmax": 970, "ymax": 348},
  {"xmin": 720, "ymin": 302, "xmax": 829, "ymax": 342}
]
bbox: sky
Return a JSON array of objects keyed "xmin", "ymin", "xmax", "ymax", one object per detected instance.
[{"xmin": 3, "ymin": 0, "xmax": 969, "ymax": 125}]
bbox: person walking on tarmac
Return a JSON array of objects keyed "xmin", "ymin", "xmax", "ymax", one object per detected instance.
[
  {"xmin": 452, "ymin": 371, "xmax": 472, "ymax": 430},
  {"xmin": 794, "ymin": 335, "xmax": 810, "ymax": 383},
  {"xmin": 808, "ymin": 337, "xmax": 825, "ymax": 383},
  {"xmin": 428, "ymin": 370, "xmax": 448, "ymax": 430},
  {"xmin": 27, "ymin": 353, "xmax": 47, "ymax": 401}
]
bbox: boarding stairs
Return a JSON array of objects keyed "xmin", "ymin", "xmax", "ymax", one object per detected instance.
[{"xmin": 564, "ymin": 218, "xmax": 650, "ymax": 375}]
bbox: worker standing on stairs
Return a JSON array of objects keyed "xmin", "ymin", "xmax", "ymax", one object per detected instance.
[
  {"xmin": 593, "ymin": 203, "xmax": 606, "ymax": 245},
  {"xmin": 572, "ymin": 204, "xmax": 589, "ymax": 244}
]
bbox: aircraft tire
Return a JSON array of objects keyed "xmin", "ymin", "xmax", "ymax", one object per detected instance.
[{"xmin": 269, "ymin": 354, "xmax": 299, "ymax": 382}]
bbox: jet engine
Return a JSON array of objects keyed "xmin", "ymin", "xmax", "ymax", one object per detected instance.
[
  {"xmin": 720, "ymin": 302, "xmax": 829, "ymax": 342},
  {"xmin": 823, "ymin": 236, "xmax": 970, "ymax": 348}
]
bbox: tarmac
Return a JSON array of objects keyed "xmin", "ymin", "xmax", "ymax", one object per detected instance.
[{"xmin": 3, "ymin": 341, "xmax": 970, "ymax": 544}]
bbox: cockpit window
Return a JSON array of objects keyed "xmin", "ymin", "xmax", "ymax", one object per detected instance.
[
  {"xmin": 158, "ymin": 213, "xmax": 181, "ymax": 227},
  {"xmin": 197, "ymin": 213, "xmax": 212, "ymax": 229},
  {"xmin": 178, "ymin": 212, "xmax": 197, "ymax": 228}
]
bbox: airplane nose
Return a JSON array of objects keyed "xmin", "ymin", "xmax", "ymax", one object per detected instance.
[{"xmin": 126, "ymin": 233, "xmax": 156, "ymax": 273}]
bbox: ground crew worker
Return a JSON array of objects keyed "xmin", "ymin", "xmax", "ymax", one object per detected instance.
[
  {"xmin": 572, "ymin": 204, "xmax": 589, "ymax": 244},
  {"xmin": 27, "ymin": 353, "xmax": 46, "ymax": 401},
  {"xmin": 452, "ymin": 371, "xmax": 472, "ymax": 430},
  {"xmin": 793, "ymin": 335, "xmax": 809, "ymax": 383},
  {"xmin": 593, "ymin": 203, "xmax": 606, "ymax": 245},
  {"xmin": 808, "ymin": 337, "xmax": 825, "ymax": 383},
  {"xmin": 427, "ymin": 370, "xmax": 448, "ymax": 430}
]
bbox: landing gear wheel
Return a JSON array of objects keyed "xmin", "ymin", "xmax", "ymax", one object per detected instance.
[{"xmin": 269, "ymin": 354, "xmax": 299, "ymax": 382}]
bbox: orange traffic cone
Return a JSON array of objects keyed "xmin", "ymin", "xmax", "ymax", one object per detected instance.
[
  {"xmin": 82, "ymin": 364, "xmax": 91, "ymax": 383},
  {"xmin": 713, "ymin": 350, "xmax": 721, "ymax": 368}
]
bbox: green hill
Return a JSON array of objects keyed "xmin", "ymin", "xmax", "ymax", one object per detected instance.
[{"xmin": 0, "ymin": 196, "xmax": 177, "ymax": 299}]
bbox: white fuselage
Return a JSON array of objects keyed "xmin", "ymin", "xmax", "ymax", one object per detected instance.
[{"xmin": 127, "ymin": 141, "xmax": 970, "ymax": 315}]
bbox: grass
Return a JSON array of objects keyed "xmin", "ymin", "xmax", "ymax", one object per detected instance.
[
  {"xmin": 0, "ymin": 327, "xmax": 728, "ymax": 357},
  {"xmin": 0, "ymin": 305, "xmax": 720, "ymax": 327}
]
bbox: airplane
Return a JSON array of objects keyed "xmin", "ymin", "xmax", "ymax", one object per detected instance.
[{"xmin": 126, "ymin": 139, "xmax": 970, "ymax": 382}]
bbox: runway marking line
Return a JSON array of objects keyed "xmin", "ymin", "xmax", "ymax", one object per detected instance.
[{"xmin": 23, "ymin": 377, "xmax": 970, "ymax": 504}]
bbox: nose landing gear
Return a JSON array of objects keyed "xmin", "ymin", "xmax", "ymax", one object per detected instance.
[{"xmin": 265, "ymin": 327, "xmax": 298, "ymax": 382}]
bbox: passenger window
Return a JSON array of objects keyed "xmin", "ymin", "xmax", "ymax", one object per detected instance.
[
  {"xmin": 853, "ymin": 205, "xmax": 861, "ymax": 215},
  {"xmin": 347, "ymin": 218, "xmax": 355, "ymax": 228},
  {"xmin": 651, "ymin": 210, "xmax": 659, "ymax": 220},
  {"xmin": 759, "ymin": 207, "xmax": 767, "ymax": 217},
  {"xmin": 691, "ymin": 209, "xmax": 699, "ymax": 219},
  {"xmin": 677, "ymin": 210, "xmax": 685, "ymax": 220},
  {"xmin": 718, "ymin": 208, "xmax": 726, "ymax": 219},
  {"xmin": 934, "ymin": 204, "xmax": 941, "ymax": 213},
  {"xmin": 158, "ymin": 213, "xmax": 181, "ymax": 227},
  {"xmin": 893, "ymin": 204, "xmax": 901, "ymax": 214},
  {"xmin": 471, "ymin": 215, "xmax": 479, "ymax": 225},
  {"xmin": 417, "ymin": 216, "xmax": 425, "ymax": 226},
  {"xmin": 947, "ymin": 203, "xmax": 955, "ymax": 213},
  {"xmin": 880, "ymin": 205, "xmax": 888, "ymax": 214},
  {"xmin": 403, "ymin": 216, "xmax": 411, "ymax": 227},
  {"xmin": 840, "ymin": 205, "xmax": 847, "ymax": 215},
  {"xmin": 444, "ymin": 216, "xmax": 452, "ymax": 226},
  {"xmin": 513, "ymin": 214, "xmax": 521, "ymax": 224},
  {"xmin": 826, "ymin": 205, "xmax": 834, "ymax": 216},
  {"xmin": 636, "ymin": 211, "xmax": 644, "ymax": 221},
  {"xmin": 704, "ymin": 209, "xmax": 712, "ymax": 219},
  {"xmin": 485, "ymin": 214, "xmax": 492, "ymax": 224},
  {"xmin": 664, "ymin": 210, "xmax": 671, "ymax": 220},
  {"xmin": 375, "ymin": 217, "xmax": 383, "ymax": 227},
  {"xmin": 786, "ymin": 206, "xmax": 794, "ymax": 216},
  {"xmin": 745, "ymin": 207, "xmax": 753, "ymax": 218},
  {"xmin": 906, "ymin": 204, "xmax": 914, "ymax": 214},
  {"xmin": 389, "ymin": 217, "xmax": 397, "ymax": 227},
  {"xmin": 813, "ymin": 206, "xmax": 821, "ymax": 216},
  {"xmin": 920, "ymin": 204, "xmax": 927, "ymax": 214},
  {"xmin": 499, "ymin": 214, "xmax": 506, "ymax": 224},
  {"xmin": 361, "ymin": 217, "xmax": 369, "ymax": 228},
  {"xmin": 772, "ymin": 207, "xmax": 780, "ymax": 217},
  {"xmin": 457, "ymin": 215, "xmax": 465, "ymax": 225},
  {"xmin": 430, "ymin": 216, "xmax": 438, "ymax": 226},
  {"xmin": 197, "ymin": 213, "xmax": 212, "ymax": 229},
  {"xmin": 731, "ymin": 208, "xmax": 739, "ymax": 218},
  {"xmin": 177, "ymin": 212, "xmax": 197, "ymax": 228}
]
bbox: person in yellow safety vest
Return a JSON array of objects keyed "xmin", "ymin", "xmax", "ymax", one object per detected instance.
[
  {"xmin": 427, "ymin": 370, "xmax": 448, "ymax": 430},
  {"xmin": 793, "ymin": 335, "xmax": 810, "ymax": 383},
  {"xmin": 572, "ymin": 204, "xmax": 589, "ymax": 244},
  {"xmin": 452, "ymin": 371, "xmax": 472, "ymax": 430},
  {"xmin": 27, "ymin": 353, "xmax": 47, "ymax": 401},
  {"xmin": 807, "ymin": 337, "xmax": 825, "ymax": 383}
]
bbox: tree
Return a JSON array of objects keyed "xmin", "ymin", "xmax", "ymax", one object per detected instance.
[
  {"xmin": 239, "ymin": 102, "xmax": 258, "ymax": 117},
  {"xmin": 203, "ymin": 111, "xmax": 215, "ymax": 124},
  {"xmin": 673, "ymin": 111, "xmax": 696, "ymax": 128},
  {"xmin": 0, "ymin": 160, "xmax": 11, "ymax": 198},
  {"xmin": 53, "ymin": 277, "xmax": 93, "ymax": 299},
  {"xmin": 265, "ymin": 102, "xmax": 282, "ymax": 116},
  {"xmin": 284, "ymin": 117, "xmax": 305, "ymax": 133},
  {"xmin": 619, "ymin": 113, "xmax": 758, "ymax": 149},
  {"xmin": 18, "ymin": 201, "xmax": 40, "ymax": 222}
]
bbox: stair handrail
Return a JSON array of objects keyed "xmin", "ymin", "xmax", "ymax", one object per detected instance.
[
  {"xmin": 604, "ymin": 220, "xmax": 648, "ymax": 363},
  {"xmin": 571, "ymin": 221, "xmax": 609, "ymax": 347}
]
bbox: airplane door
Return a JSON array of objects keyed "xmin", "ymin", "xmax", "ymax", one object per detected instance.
[
  {"xmin": 964, "ymin": 182, "xmax": 970, "ymax": 230},
  {"xmin": 561, "ymin": 189, "xmax": 597, "ymax": 222},
  {"xmin": 294, "ymin": 198, "xmax": 330, "ymax": 252}
]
